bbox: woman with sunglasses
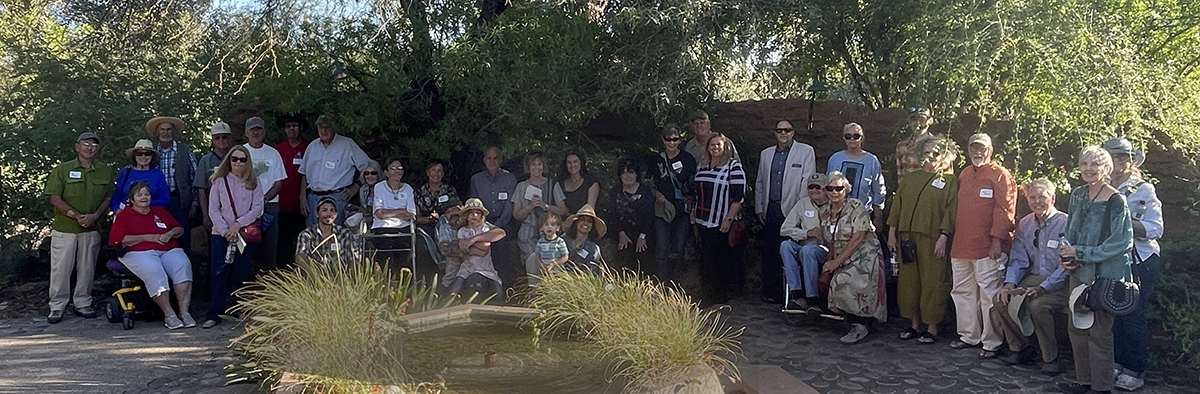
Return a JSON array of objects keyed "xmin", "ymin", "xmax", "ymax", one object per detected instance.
[
  {"xmin": 827, "ymin": 123, "xmax": 885, "ymax": 230},
  {"xmin": 111, "ymin": 139, "xmax": 170, "ymax": 213},
  {"xmin": 886, "ymin": 136, "xmax": 959, "ymax": 344},
  {"xmin": 819, "ymin": 172, "xmax": 887, "ymax": 344},
  {"xmin": 651, "ymin": 125, "xmax": 696, "ymax": 281},
  {"xmin": 204, "ymin": 145, "xmax": 263, "ymax": 329},
  {"xmin": 349, "ymin": 159, "xmax": 382, "ymax": 229}
]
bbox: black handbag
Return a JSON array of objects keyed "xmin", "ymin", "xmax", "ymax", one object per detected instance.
[
  {"xmin": 1081, "ymin": 199, "xmax": 1141, "ymax": 316},
  {"xmin": 898, "ymin": 177, "xmax": 935, "ymax": 264}
]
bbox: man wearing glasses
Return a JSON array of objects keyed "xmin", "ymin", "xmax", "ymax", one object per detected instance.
[
  {"xmin": 755, "ymin": 119, "xmax": 815, "ymax": 304},
  {"xmin": 298, "ymin": 114, "xmax": 371, "ymax": 226},
  {"xmin": 195, "ymin": 122, "xmax": 235, "ymax": 232},
  {"xmin": 44, "ymin": 132, "xmax": 114, "ymax": 323}
]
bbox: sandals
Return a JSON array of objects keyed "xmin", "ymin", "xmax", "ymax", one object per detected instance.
[
  {"xmin": 898, "ymin": 327, "xmax": 920, "ymax": 340},
  {"xmin": 979, "ymin": 349, "xmax": 999, "ymax": 359},
  {"xmin": 949, "ymin": 339, "xmax": 977, "ymax": 350},
  {"xmin": 917, "ymin": 331, "xmax": 937, "ymax": 344}
]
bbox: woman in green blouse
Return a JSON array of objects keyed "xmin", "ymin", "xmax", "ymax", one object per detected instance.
[
  {"xmin": 1057, "ymin": 146, "xmax": 1133, "ymax": 394},
  {"xmin": 887, "ymin": 136, "xmax": 958, "ymax": 344}
]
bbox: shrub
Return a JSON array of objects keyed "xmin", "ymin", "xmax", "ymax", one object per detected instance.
[
  {"xmin": 527, "ymin": 266, "xmax": 743, "ymax": 391},
  {"xmin": 1153, "ymin": 239, "xmax": 1200, "ymax": 384}
]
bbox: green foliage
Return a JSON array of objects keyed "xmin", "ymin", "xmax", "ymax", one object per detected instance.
[
  {"xmin": 1153, "ymin": 239, "xmax": 1200, "ymax": 383},
  {"xmin": 527, "ymin": 266, "xmax": 743, "ymax": 391}
]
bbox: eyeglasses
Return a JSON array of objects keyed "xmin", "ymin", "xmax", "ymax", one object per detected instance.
[
  {"xmin": 135, "ymin": 151, "xmax": 154, "ymax": 157},
  {"xmin": 212, "ymin": 135, "xmax": 229, "ymax": 140},
  {"xmin": 230, "ymin": 156, "xmax": 249, "ymax": 163},
  {"xmin": 825, "ymin": 186, "xmax": 845, "ymax": 192},
  {"xmin": 663, "ymin": 137, "xmax": 681, "ymax": 142},
  {"xmin": 775, "ymin": 128, "xmax": 794, "ymax": 134},
  {"xmin": 363, "ymin": 171, "xmax": 378, "ymax": 176},
  {"xmin": 922, "ymin": 151, "xmax": 941, "ymax": 157},
  {"xmin": 389, "ymin": 167, "xmax": 404, "ymax": 171},
  {"xmin": 79, "ymin": 142, "xmax": 99, "ymax": 148},
  {"xmin": 843, "ymin": 134, "xmax": 862, "ymax": 140},
  {"xmin": 808, "ymin": 184, "xmax": 823, "ymax": 190}
]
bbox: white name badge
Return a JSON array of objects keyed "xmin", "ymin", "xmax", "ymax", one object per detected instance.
[
  {"xmin": 540, "ymin": 243, "xmax": 552, "ymax": 251},
  {"xmin": 577, "ymin": 249, "xmax": 589, "ymax": 258},
  {"xmin": 1047, "ymin": 240, "xmax": 1060, "ymax": 249},
  {"xmin": 156, "ymin": 222, "xmax": 167, "ymax": 229},
  {"xmin": 330, "ymin": 243, "xmax": 339, "ymax": 251},
  {"xmin": 804, "ymin": 210, "xmax": 815, "ymax": 218},
  {"xmin": 498, "ymin": 192, "xmax": 509, "ymax": 200},
  {"xmin": 293, "ymin": 158, "xmax": 303, "ymax": 165},
  {"xmin": 671, "ymin": 161, "xmax": 683, "ymax": 171},
  {"xmin": 438, "ymin": 195, "xmax": 449, "ymax": 203},
  {"xmin": 68, "ymin": 171, "xmax": 82, "ymax": 179},
  {"xmin": 931, "ymin": 179, "xmax": 946, "ymax": 189},
  {"xmin": 828, "ymin": 225, "xmax": 836, "ymax": 234},
  {"xmin": 979, "ymin": 188, "xmax": 994, "ymax": 198},
  {"xmin": 324, "ymin": 161, "xmax": 336, "ymax": 169}
]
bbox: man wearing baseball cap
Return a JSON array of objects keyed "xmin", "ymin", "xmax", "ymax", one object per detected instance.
[
  {"xmin": 895, "ymin": 107, "xmax": 947, "ymax": 183},
  {"xmin": 195, "ymin": 122, "xmax": 234, "ymax": 232},
  {"xmin": 244, "ymin": 116, "xmax": 288, "ymax": 271},
  {"xmin": 683, "ymin": 110, "xmax": 740, "ymax": 165},
  {"xmin": 297, "ymin": 114, "xmax": 371, "ymax": 226},
  {"xmin": 273, "ymin": 115, "xmax": 310, "ymax": 269},
  {"xmin": 44, "ymin": 132, "xmax": 114, "ymax": 323},
  {"xmin": 778, "ymin": 172, "xmax": 830, "ymax": 312}
]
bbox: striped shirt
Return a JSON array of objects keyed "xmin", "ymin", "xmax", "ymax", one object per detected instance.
[{"xmin": 693, "ymin": 159, "xmax": 746, "ymax": 228}]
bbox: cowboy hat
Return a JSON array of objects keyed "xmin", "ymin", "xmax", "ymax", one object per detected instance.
[
  {"xmin": 125, "ymin": 139, "xmax": 157, "ymax": 158},
  {"xmin": 563, "ymin": 204, "xmax": 607, "ymax": 238},
  {"xmin": 275, "ymin": 114, "xmax": 310, "ymax": 131},
  {"xmin": 461, "ymin": 198, "xmax": 490, "ymax": 218},
  {"xmin": 1008, "ymin": 291, "xmax": 1035, "ymax": 337},
  {"xmin": 1069, "ymin": 284, "xmax": 1094, "ymax": 330},
  {"xmin": 145, "ymin": 116, "xmax": 187, "ymax": 137}
]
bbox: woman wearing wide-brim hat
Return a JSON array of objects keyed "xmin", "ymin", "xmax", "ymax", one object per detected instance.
[
  {"xmin": 111, "ymin": 139, "xmax": 170, "ymax": 212},
  {"xmin": 562, "ymin": 204, "xmax": 607, "ymax": 274}
]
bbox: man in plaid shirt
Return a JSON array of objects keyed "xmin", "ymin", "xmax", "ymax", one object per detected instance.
[{"xmin": 146, "ymin": 116, "xmax": 198, "ymax": 255}]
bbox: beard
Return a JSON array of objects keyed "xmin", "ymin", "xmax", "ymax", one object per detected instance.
[{"xmin": 971, "ymin": 156, "xmax": 987, "ymax": 167}]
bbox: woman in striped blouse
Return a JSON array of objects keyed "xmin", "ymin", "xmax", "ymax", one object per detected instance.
[{"xmin": 690, "ymin": 132, "xmax": 746, "ymax": 306}]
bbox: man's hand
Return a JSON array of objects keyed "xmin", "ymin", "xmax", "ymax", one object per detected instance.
[
  {"xmin": 635, "ymin": 237, "xmax": 647, "ymax": 253},
  {"xmin": 821, "ymin": 258, "xmax": 842, "ymax": 274},
  {"xmin": 757, "ymin": 213, "xmax": 766, "ymax": 224},
  {"xmin": 1025, "ymin": 286, "xmax": 1045, "ymax": 298},
  {"xmin": 299, "ymin": 195, "xmax": 309, "ymax": 216},
  {"xmin": 995, "ymin": 283, "xmax": 1017, "ymax": 306},
  {"xmin": 341, "ymin": 184, "xmax": 358, "ymax": 201},
  {"xmin": 934, "ymin": 234, "xmax": 948, "ymax": 258},
  {"xmin": 989, "ymin": 238, "xmax": 1003, "ymax": 260}
]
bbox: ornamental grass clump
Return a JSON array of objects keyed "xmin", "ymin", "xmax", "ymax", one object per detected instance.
[
  {"xmin": 528, "ymin": 266, "xmax": 743, "ymax": 392},
  {"xmin": 230, "ymin": 257, "xmax": 456, "ymax": 393}
]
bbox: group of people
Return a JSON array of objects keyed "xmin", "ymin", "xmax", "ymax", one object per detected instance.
[{"xmin": 44, "ymin": 107, "xmax": 1161, "ymax": 393}]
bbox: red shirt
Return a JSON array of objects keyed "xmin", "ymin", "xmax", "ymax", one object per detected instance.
[
  {"xmin": 108, "ymin": 206, "xmax": 181, "ymax": 252},
  {"xmin": 274, "ymin": 138, "xmax": 310, "ymax": 213},
  {"xmin": 950, "ymin": 162, "xmax": 1016, "ymax": 260}
]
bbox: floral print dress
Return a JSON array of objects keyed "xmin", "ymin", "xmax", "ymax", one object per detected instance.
[{"xmin": 820, "ymin": 199, "xmax": 887, "ymax": 321}]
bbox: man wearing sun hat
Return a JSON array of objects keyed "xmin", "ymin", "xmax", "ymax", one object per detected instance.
[
  {"xmin": 990, "ymin": 178, "xmax": 1069, "ymax": 374},
  {"xmin": 146, "ymin": 115, "xmax": 198, "ymax": 255},
  {"xmin": 44, "ymin": 132, "xmax": 114, "ymax": 323}
]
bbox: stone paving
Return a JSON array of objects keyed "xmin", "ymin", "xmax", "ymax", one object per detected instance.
[{"xmin": 721, "ymin": 298, "xmax": 1176, "ymax": 394}]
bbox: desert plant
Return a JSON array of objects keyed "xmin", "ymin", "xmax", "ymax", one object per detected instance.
[
  {"xmin": 229, "ymin": 256, "xmax": 457, "ymax": 392},
  {"xmin": 527, "ymin": 266, "xmax": 744, "ymax": 392}
]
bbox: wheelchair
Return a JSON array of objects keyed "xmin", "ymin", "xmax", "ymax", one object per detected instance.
[{"xmin": 102, "ymin": 258, "xmax": 155, "ymax": 330}]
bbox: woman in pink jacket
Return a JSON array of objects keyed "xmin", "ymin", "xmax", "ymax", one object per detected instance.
[{"xmin": 203, "ymin": 145, "xmax": 263, "ymax": 328}]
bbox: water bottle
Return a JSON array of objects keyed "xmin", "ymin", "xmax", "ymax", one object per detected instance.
[
  {"xmin": 890, "ymin": 255, "xmax": 900, "ymax": 278},
  {"xmin": 1058, "ymin": 233, "xmax": 1076, "ymax": 269},
  {"xmin": 225, "ymin": 244, "xmax": 237, "ymax": 265}
]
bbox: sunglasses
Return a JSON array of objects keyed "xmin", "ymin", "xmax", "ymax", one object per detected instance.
[
  {"xmin": 808, "ymin": 184, "xmax": 823, "ymax": 190},
  {"xmin": 843, "ymin": 134, "xmax": 862, "ymax": 140},
  {"xmin": 825, "ymin": 186, "xmax": 845, "ymax": 192},
  {"xmin": 230, "ymin": 156, "xmax": 249, "ymax": 163},
  {"xmin": 389, "ymin": 167, "xmax": 404, "ymax": 171},
  {"xmin": 363, "ymin": 171, "xmax": 378, "ymax": 176},
  {"xmin": 663, "ymin": 137, "xmax": 681, "ymax": 142},
  {"xmin": 775, "ymin": 128, "xmax": 794, "ymax": 134},
  {"xmin": 135, "ymin": 151, "xmax": 154, "ymax": 157}
]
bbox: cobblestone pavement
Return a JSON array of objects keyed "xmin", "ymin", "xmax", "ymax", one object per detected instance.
[
  {"xmin": 721, "ymin": 298, "xmax": 1176, "ymax": 394},
  {"xmin": 0, "ymin": 311, "xmax": 262, "ymax": 394}
]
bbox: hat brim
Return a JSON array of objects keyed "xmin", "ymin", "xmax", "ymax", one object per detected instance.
[
  {"xmin": 275, "ymin": 116, "xmax": 310, "ymax": 131},
  {"xmin": 462, "ymin": 206, "xmax": 490, "ymax": 218},
  {"xmin": 125, "ymin": 147, "xmax": 157, "ymax": 158},
  {"xmin": 563, "ymin": 212, "xmax": 607, "ymax": 238},
  {"xmin": 1007, "ymin": 293, "xmax": 1035, "ymax": 337},
  {"xmin": 145, "ymin": 117, "xmax": 187, "ymax": 137},
  {"xmin": 1069, "ymin": 284, "xmax": 1094, "ymax": 330}
]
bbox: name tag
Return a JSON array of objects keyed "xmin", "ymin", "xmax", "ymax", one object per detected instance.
[
  {"xmin": 324, "ymin": 161, "xmax": 336, "ymax": 169},
  {"xmin": 931, "ymin": 179, "xmax": 946, "ymax": 189},
  {"xmin": 68, "ymin": 171, "xmax": 82, "ymax": 179},
  {"xmin": 438, "ymin": 195, "xmax": 449, "ymax": 203},
  {"xmin": 540, "ymin": 243, "xmax": 552, "ymax": 252},
  {"xmin": 979, "ymin": 188, "xmax": 993, "ymax": 198},
  {"xmin": 577, "ymin": 248, "xmax": 589, "ymax": 258},
  {"xmin": 330, "ymin": 242, "xmax": 339, "ymax": 251},
  {"xmin": 293, "ymin": 158, "xmax": 303, "ymax": 165},
  {"xmin": 791, "ymin": 163, "xmax": 802, "ymax": 168},
  {"xmin": 671, "ymin": 161, "xmax": 683, "ymax": 171},
  {"xmin": 804, "ymin": 210, "xmax": 814, "ymax": 218},
  {"xmin": 498, "ymin": 192, "xmax": 509, "ymax": 201},
  {"xmin": 1047, "ymin": 240, "xmax": 1059, "ymax": 249},
  {"xmin": 828, "ymin": 225, "xmax": 837, "ymax": 234},
  {"xmin": 154, "ymin": 216, "xmax": 167, "ymax": 228}
]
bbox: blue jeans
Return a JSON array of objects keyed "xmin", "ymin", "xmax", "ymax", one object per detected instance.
[
  {"xmin": 760, "ymin": 202, "xmax": 786, "ymax": 298},
  {"xmin": 305, "ymin": 191, "xmax": 349, "ymax": 227},
  {"xmin": 1114, "ymin": 253, "xmax": 1161, "ymax": 374},
  {"xmin": 207, "ymin": 235, "xmax": 257, "ymax": 322},
  {"xmin": 166, "ymin": 194, "xmax": 191, "ymax": 255},
  {"xmin": 780, "ymin": 241, "xmax": 826, "ymax": 298},
  {"xmin": 654, "ymin": 212, "xmax": 689, "ymax": 279}
]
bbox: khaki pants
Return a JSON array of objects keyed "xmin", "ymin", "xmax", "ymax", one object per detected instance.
[
  {"xmin": 897, "ymin": 232, "xmax": 951, "ymax": 325},
  {"xmin": 990, "ymin": 274, "xmax": 1069, "ymax": 362},
  {"xmin": 48, "ymin": 230, "xmax": 101, "ymax": 311},
  {"xmin": 950, "ymin": 255, "xmax": 1006, "ymax": 350},
  {"xmin": 1067, "ymin": 276, "xmax": 1115, "ymax": 391}
]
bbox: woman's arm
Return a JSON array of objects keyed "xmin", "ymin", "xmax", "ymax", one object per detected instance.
[
  {"xmin": 1075, "ymin": 193, "xmax": 1134, "ymax": 264},
  {"xmin": 586, "ymin": 181, "xmax": 599, "ymax": 210},
  {"xmin": 209, "ymin": 180, "xmax": 230, "ymax": 233}
]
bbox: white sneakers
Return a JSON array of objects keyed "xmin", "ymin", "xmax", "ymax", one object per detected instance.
[
  {"xmin": 1115, "ymin": 373, "xmax": 1145, "ymax": 391},
  {"xmin": 840, "ymin": 323, "xmax": 869, "ymax": 344}
]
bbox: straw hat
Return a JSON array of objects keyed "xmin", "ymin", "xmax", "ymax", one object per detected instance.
[
  {"xmin": 145, "ymin": 116, "xmax": 187, "ymax": 137},
  {"xmin": 461, "ymin": 198, "xmax": 490, "ymax": 217},
  {"xmin": 1069, "ymin": 284, "xmax": 1094, "ymax": 330},
  {"xmin": 563, "ymin": 204, "xmax": 607, "ymax": 238},
  {"xmin": 124, "ymin": 139, "xmax": 157, "ymax": 158},
  {"xmin": 1007, "ymin": 292, "xmax": 1035, "ymax": 337}
]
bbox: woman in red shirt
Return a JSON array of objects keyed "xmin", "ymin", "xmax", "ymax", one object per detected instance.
[{"xmin": 109, "ymin": 181, "xmax": 194, "ymax": 329}]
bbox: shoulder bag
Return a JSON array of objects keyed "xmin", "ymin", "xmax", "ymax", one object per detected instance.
[
  {"xmin": 1083, "ymin": 199, "xmax": 1140, "ymax": 316},
  {"xmin": 899, "ymin": 178, "xmax": 934, "ymax": 263},
  {"xmin": 223, "ymin": 176, "xmax": 263, "ymax": 244}
]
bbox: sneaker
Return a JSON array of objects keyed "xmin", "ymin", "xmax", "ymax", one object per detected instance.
[
  {"xmin": 1041, "ymin": 359, "xmax": 1063, "ymax": 375},
  {"xmin": 1114, "ymin": 373, "xmax": 1145, "ymax": 391},
  {"xmin": 164, "ymin": 315, "xmax": 185, "ymax": 330},
  {"xmin": 840, "ymin": 323, "xmax": 870, "ymax": 344},
  {"xmin": 786, "ymin": 297, "xmax": 809, "ymax": 311},
  {"xmin": 47, "ymin": 310, "xmax": 63, "ymax": 324},
  {"xmin": 1055, "ymin": 383, "xmax": 1092, "ymax": 394},
  {"xmin": 180, "ymin": 313, "xmax": 197, "ymax": 328},
  {"xmin": 201, "ymin": 320, "xmax": 219, "ymax": 329},
  {"xmin": 76, "ymin": 306, "xmax": 97, "ymax": 319}
]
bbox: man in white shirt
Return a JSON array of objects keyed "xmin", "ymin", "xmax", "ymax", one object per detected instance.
[
  {"xmin": 244, "ymin": 116, "xmax": 288, "ymax": 271},
  {"xmin": 755, "ymin": 120, "xmax": 816, "ymax": 304},
  {"xmin": 298, "ymin": 114, "xmax": 371, "ymax": 226}
]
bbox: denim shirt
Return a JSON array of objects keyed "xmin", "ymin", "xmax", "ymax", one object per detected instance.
[{"xmin": 1005, "ymin": 210, "xmax": 1069, "ymax": 292}]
